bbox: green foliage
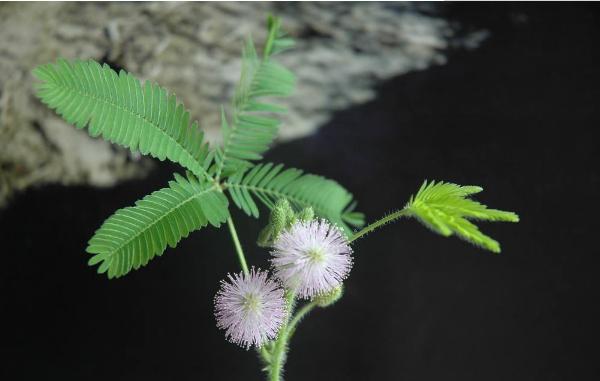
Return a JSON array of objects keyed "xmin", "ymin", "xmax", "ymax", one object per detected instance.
[
  {"xmin": 33, "ymin": 16, "xmax": 362, "ymax": 278},
  {"xmin": 33, "ymin": 59, "xmax": 211, "ymax": 180},
  {"xmin": 87, "ymin": 173, "xmax": 229, "ymax": 278},
  {"xmin": 404, "ymin": 180, "xmax": 519, "ymax": 252},
  {"xmin": 33, "ymin": 14, "xmax": 517, "ymax": 280},
  {"xmin": 215, "ymin": 15, "xmax": 295, "ymax": 178},
  {"xmin": 225, "ymin": 163, "xmax": 364, "ymax": 235}
]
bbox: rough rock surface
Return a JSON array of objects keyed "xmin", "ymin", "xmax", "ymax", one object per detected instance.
[{"xmin": 0, "ymin": 2, "xmax": 485, "ymax": 207}]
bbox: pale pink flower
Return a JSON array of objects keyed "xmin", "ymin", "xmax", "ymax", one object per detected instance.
[
  {"xmin": 271, "ymin": 220, "xmax": 353, "ymax": 299},
  {"xmin": 214, "ymin": 268, "xmax": 286, "ymax": 349}
]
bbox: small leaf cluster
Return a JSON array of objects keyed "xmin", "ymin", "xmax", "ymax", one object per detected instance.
[{"xmin": 404, "ymin": 180, "xmax": 519, "ymax": 252}]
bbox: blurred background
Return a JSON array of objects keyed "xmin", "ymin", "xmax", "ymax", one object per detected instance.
[{"xmin": 0, "ymin": 3, "xmax": 598, "ymax": 380}]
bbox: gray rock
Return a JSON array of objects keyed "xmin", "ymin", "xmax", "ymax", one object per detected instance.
[{"xmin": 0, "ymin": 2, "xmax": 485, "ymax": 207}]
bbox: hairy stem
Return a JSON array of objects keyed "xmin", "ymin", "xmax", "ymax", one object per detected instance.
[
  {"xmin": 268, "ymin": 326, "xmax": 288, "ymax": 381},
  {"xmin": 348, "ymin": 208, "xmax": 411, "ymax": 243},
  {"xmin": 226, "ymin": 216, "xmax": 249, "ymax": 275},
  {"xmin": 267, "ymin": 291, "xmax": 296, "ymax": 381},
  {"xmin": 286, "ymin": 300, "xmax": 318, "ymax": 341}
]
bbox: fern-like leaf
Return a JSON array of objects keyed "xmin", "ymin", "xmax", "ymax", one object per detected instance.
[
  {"xmin": 405, "ymin": 180, "xmax": 519, "ymax": 252},
  {"xmin": 87, "ymin": 173, "xmax": 229, "ymax": 278},
  {"xmin": 224, "ymin": 163, "xmax": 364, "ymax": 234},
  {"xmin": 216, "ymin": 15, "xmax": 295, "ymax": 177},
  {"xmin": 33, "ymin": 59, "xmax": 211, "ymax": 179}
]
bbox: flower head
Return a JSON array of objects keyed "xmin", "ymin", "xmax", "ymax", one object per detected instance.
[
  {"xmin": 271, "ymin": 219, "xmax": 353, "ymax": 299},
  {"xmin": 214, "ymin": 268, "xmax": 286, "ymax": 349}
]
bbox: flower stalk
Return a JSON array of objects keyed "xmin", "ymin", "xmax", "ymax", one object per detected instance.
[{"xmin": 265, "ymin": 291, "xmax": 296, "ymax": 381}]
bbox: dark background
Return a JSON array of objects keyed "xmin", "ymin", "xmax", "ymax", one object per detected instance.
[{"xmin": 1, "ymin": 4, "xmax": 598, "ymax": 380}]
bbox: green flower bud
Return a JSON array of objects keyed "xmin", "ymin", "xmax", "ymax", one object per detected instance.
[
  {"xmin": 314, "ymin": 285, "xmax": 343, "ymax": 308},
  {"xmin": 257, "ymin": 198, "xmax": 296, "ymax": 247},
  {"xmin": 272, "ymin": 199, "xmax": 293, "ymax": 231},
  {"xmin": 296, "ymin": 207, "xmax": 314, "ymax": 223}
]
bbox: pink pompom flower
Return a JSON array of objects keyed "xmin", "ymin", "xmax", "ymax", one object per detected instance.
[
  {"xmin": 271, "ymin": 219, "xmax": 353, "ymax": 299},
  {"xmin": 214, "ymin": 268, "xmax": 286, "ymax": 349}
]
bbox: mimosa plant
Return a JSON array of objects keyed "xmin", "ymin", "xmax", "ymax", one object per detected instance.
[{"xmin": 33, "ymin": 16, "xmax": 518, "ymax": 380}]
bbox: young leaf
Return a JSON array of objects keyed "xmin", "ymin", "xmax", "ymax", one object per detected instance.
[
  {"xmin": 216, "ymin": 15, "xmax": 295, "ymax": 177},
  {"xmin": 405, "ymin": 180, "xmax": 519, "ymax": 252},
  {"xmin": 224, "ymin": 162, "xmax": 364, "ymax": 235},
  {"xmin": 33, "ymin": 59, "xmax": 211, "ymax": 180},
  {"xmin": 87, "ymin": 173, "xmax": 229, "ymax": 278}
]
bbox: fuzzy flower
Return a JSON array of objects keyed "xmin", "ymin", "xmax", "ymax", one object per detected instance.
[
  {"xmin": 271, "ymin": 219, "xmax": 353, "ymax": 299},
  {"xmin": 214, "ymin": 268, "xmax": 286, "ymax": 349}
]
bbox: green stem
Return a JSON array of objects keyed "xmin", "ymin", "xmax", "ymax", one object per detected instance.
[
  {"xmin": 259, "ymin": 345, "xmax": 271, "ymax": 363},
  {"xmin": 268, "ymin": 327, "xmax": 288, "ymax": 381},
  {"xmin": 286, "ymin": 300, "xmax": 318, "ymax": 341},
  {"xmin": 348, "ymin": 208, "xmax": 411, "ymax": 244},
  {"xmin": 267, "ymin": 291, "xmax": 296, "ymax": 381},
  {"xmin": 226, "ymin": 216, "xmax": 249, "ymax": 275}
]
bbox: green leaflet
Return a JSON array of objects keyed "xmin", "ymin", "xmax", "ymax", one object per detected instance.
[
  {"xmin": 87, "ymin": 173, "xmax": 229, "ymax": 278},
  {"xmin": 224, "ymin": 163, "xmax": 364, "ymax": 235},
  {"xmin": 405, "ymin": 180, "xmax": 519, "ymax": 252},
  {"xmin": 33, "ymin": 59, "xmax": 211, "ymax": 180},
  {"xmin": 216, "ymin": 15, "xmax": 295, "ymax": 178}
]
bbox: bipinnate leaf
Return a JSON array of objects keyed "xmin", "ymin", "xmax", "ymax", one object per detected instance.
[{"xmin": 32, "ymin": 16, "xmax": 367, "ymax": 279}]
